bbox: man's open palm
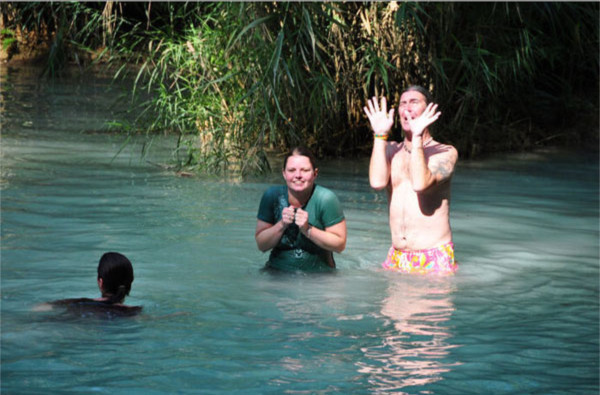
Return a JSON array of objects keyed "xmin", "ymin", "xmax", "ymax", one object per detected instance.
[{"xmin": 364, "ymin": 96, "xmax": 394, "ymax": 136}]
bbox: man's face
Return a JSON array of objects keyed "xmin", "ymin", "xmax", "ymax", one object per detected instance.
[{"xmin": 398, "ymin": 90, "xmax": 427, "ymax": 132}]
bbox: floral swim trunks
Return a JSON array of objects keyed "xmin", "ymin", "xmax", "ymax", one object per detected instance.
[{"xmin": 382, "ymin": 242, "xmax": 457, "ymax": 275}]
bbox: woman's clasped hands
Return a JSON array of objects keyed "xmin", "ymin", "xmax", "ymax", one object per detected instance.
[{"xmin": 282, "ymin": 206, "xmax": 309, "ymax": 232}]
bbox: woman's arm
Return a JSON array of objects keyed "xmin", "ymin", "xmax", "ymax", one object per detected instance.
[
  {"xmin": 255, "ymin": 219, "xmax": 285, "ymax": 252},
  {"xmin": 294, "ymin": 207, "xmax": 347, "ymax": 253},
  {"xmin": 301, "ymin": 219, "xmax": 347, "ymax": 253},
  {"xmin": 255, "ymin": 205, "xmax": 297, "ymax": 252}
]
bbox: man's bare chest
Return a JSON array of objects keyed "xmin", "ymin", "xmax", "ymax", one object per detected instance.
[{"xmin": 390, "ymin": 153, "xmax": 411, "ymax": 187}]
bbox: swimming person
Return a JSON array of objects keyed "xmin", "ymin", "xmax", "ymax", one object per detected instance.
[
  {"xmin": 255, "ymin": 146, "xmax": 347, "ymax": 272},
  {"xmin": 364, "ymin": 86, "xmax": 458, "ymax": 274},
  {"xmin": 34, "ymin": 252, "xmax": 142, "ymax": 317}
]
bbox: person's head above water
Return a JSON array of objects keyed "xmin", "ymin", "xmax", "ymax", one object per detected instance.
[
  {"xmin": 97, "ymin": 252, "xmax": 134, "ymax": 304},
  {"xmin": 398, "ymin": 85, "xmax": 435, "ymax": 135},
  {"xmin": 282, "ymin": 146, "xmax": 319, "ymax": 196}
]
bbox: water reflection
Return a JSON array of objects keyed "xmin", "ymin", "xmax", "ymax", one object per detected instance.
[{"xmin": 358, "ymin": 276, "xmax": 461, "ymax": 392}]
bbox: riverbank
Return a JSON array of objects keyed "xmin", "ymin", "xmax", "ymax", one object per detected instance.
[
  {"xmin": 2, "ymin": 42, "xmax": 598, "ymax": 176},
  {"xmin": 2, "ymin": 1, "xmax": 598, "ymax": 174}
]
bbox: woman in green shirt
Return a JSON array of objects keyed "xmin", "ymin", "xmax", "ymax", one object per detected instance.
[{"xmin": 255, "ymin": 147, "xmax": 347, "ymax": 272}]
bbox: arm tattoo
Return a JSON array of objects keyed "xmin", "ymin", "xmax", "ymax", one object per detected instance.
[{"xmin": 431, "ymin": 157, "xmax": 453, "ymax": 180}]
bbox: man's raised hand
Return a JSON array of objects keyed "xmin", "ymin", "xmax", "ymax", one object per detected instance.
[{"xmin": 364, "ymin": 96, "xmax": 395, "ymax": 137}]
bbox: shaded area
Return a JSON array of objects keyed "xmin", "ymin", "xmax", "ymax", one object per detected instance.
[{"xmin": 1, "ymin": 2, "xmax": 597, "ymax": 174}]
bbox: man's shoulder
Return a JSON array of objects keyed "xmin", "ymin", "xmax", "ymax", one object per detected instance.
[{"xmin": 430, "ymin": 141, "xmax": 458, "ymax": 159}]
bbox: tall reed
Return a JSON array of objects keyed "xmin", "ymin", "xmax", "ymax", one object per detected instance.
[{"xmin": 3, "ymin": 2, "xmax": 597, "ymax": 173}]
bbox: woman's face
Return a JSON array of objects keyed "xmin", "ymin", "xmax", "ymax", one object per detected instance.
[{"xmin": 283, "ymin": 154, "xmax": 317, "ymax": 194}]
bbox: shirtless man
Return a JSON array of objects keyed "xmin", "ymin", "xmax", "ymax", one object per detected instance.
[{"xmin": 364, "ymin": 86, "xmax": 458, "ymax": 274}]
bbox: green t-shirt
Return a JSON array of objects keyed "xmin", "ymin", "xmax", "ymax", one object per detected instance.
[{"xmin": 257, "ymin": 184, "xmax": 345, "ymax": 271}]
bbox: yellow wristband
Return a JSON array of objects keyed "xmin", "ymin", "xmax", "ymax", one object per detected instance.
[{"xmin": 374, "ymin": 134, "xmax": 388, "ymax": 141}]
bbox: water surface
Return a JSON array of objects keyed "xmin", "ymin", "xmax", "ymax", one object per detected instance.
[{"xmin": 1, "ymin": 66, "xmax": 598, "ymax": 394}]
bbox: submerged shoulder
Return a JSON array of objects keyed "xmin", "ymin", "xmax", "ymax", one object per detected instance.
[
  {"xmin": 36, "ymin": 298, "xmax": 143, "ymax": 317},
  {"xmin": 107, "ymin": 304, "xmax": 143, "ymax": 316},
  {"xmin": 50, "ymin": 297, "xmax": 97, "ymax": 306}
]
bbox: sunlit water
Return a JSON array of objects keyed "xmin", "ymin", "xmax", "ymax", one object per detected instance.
[{"xmin": 1, "ymin": 66, "xmax": 598, "ymax": 394}]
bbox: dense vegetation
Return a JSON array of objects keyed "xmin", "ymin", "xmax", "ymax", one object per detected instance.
[{"xmin": 1, "ymin": 2, "xmax": 598, "ymax": 174}]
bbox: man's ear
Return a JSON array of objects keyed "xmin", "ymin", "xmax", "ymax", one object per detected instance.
[
  {"xmin": 97, "ymin": 277, "xmax": 104, "ymax": 292},
  {"xmin": 314, "ymin": 168, "xmax": 319, "ymax": 177}
]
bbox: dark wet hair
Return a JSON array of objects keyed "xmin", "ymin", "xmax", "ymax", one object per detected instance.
[
  {"xmin": 282, "ymin": 146, "xmax": 317, "ymax": 171},
  {"xmin": 403, "ymin": 85, "xmax": 433, "ymax": 104},
  {"xmin": 97, "ymin": 252, "xmax": 134, "ymax": 304}
]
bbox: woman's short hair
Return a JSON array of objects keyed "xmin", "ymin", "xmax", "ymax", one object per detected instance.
[{"xmin": 282, "ymin": 146, "xmax": 317, "ymax": 171}]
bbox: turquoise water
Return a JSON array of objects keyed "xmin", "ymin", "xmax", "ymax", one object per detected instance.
[{"xmin": 1, "ymin": 67, "xmax": 598, "ymax": 394}]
